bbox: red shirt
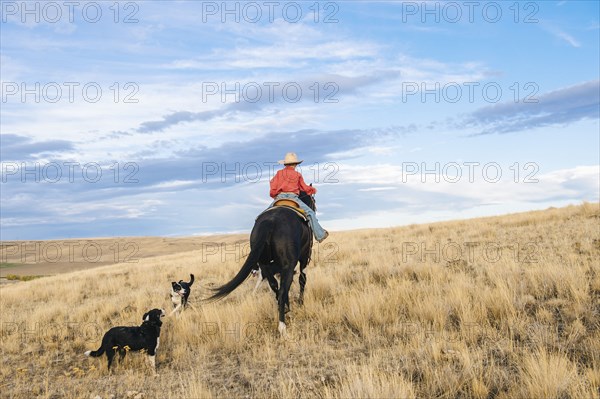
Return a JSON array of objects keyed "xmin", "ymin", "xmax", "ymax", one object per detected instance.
[{"xmin": 270, "ymin": 166, "xmax": 317, "ymax": 198}]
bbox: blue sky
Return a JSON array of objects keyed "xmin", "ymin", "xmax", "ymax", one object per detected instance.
[{"xmin": 1, "ymin": 0, "xmax": 598, "ymax": 240}]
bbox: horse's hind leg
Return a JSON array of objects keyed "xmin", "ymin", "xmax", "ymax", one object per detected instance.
[
  {"xmin": 277, "ymin": 269, "xmax": 294, "ymax": 337},
  {"xmin": 298, "ymin": 268, "xmax": 306, "ymax": 305},
  {"xmin": 298, "ymin": 232, "xmax": 312, "ymax": 305}
]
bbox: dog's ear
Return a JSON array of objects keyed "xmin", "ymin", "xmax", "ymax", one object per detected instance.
[{"xmin": 143, "ymin": 312, "xmax": 149, "ymax": 321}]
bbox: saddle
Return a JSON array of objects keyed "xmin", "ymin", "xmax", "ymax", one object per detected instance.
[
  {"xmin": 273, "ymin": 199, "xmax": 305, "ymax": 214},
  {"xmin": 257, "ymin": 200, "xmax": 308, "ymax": 222}
]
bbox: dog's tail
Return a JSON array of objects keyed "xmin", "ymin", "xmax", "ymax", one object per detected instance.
[
  {"xmin": 189, "ymin": 274, "xmax": 195, "ymax": 286},
  {"xmin": 205, "ymin": 219, "xmax": 272, "ymax": 302},
  {"xmin": 84, "ymin": 347, "xmax": 104, "ymax": 357}
]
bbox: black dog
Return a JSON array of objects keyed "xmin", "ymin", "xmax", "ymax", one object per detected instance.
[
  {"xmin": 170, "ymin": 274, "xmax": 195, "ymax": 316},
  {"xmin": 84, "ymin": 308, "xmax": 165, "ymax": 375}
]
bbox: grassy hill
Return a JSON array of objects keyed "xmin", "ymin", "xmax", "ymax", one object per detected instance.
[{"xmin": 1, "ymin": 203, "xmax": 599, "ymax": 398}]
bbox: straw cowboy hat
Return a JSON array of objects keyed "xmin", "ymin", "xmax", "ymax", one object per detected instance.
[{"xmin": 278, "ymin": 152, "xmax": 303, "ymax": 165}]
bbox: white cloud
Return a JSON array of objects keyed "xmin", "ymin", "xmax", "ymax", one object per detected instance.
[
  {"xmin": 333, "ymin": 163, "xmax": 599, "ymax": 205},
  {"xmin": 553, "ymin": 30, "xmax": 581, "ymax": 47},
  {"xmin": 358, "ymin": 186, "xmax": 398, "ymax": 192},
  {"xmin": 150, "ymin": 180, "xmax": 197, "ymax": 189},
  {"xmin": 541, "ymin": 23, "xmax": 582, "ymax": 48},
  {"xmin": 165, "ymin": 20, "xmax": 380, "ymax": 71}
]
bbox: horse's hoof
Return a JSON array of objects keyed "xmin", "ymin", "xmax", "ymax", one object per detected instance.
[{"xmin": 278, "ymin": 322, "xmax": 287, "ymax": 337}]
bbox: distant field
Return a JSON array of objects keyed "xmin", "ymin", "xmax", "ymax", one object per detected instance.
[
  {"xmin": 0, "ymin": 234, "xmax": 247, "ymax": 281},
  {"xmin": 0, "ymin": 203, "xmax": 599, "ymax": 398}
]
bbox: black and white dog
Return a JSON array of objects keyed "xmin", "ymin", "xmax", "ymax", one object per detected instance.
[
  {"xmin": 170, "ymin": 274, "xmax": 195, "ymax": 316},
  {"xmin": 84, "ymin": 308, "xmax": 165, "ymax": 375},
  {"xmin": 251, "ymin": 263, "xmax": 283, "ymax": 295}
]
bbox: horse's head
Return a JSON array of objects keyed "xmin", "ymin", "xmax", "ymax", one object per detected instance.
[{"xmin": 299, "ymin": 190, "xmax": 316, "ymax": 212}]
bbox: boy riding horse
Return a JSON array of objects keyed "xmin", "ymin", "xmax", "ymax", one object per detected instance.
[{"xmin": 269, "ymin": 152, "xmax": 329, "ymax": 243}]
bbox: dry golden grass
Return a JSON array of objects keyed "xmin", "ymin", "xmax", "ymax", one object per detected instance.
[{"xmin": 1, "ymin": 203, "xmax": 599, "ymax": 398}]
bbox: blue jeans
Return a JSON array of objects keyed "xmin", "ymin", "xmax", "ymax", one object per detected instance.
[{"xmin": 270, "ymin": 193, "xmax": 327, "ymax": 241}]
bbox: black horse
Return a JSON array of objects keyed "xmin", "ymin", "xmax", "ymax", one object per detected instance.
[{"xmin": 206, "ymin": 191, "xmax": 315, "ymax": 336}]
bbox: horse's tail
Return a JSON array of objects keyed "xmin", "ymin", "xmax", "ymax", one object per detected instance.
[
  {"xmin": 84, "ymin": 347, "xmax": 104, "ymax": 357},
  {"xmin": 205, "ymin": 219, "xmax": 272, "ymax": 302}
]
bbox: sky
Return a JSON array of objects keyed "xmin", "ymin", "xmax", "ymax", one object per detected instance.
[{"xmin": 0, "ymin": 0, "xmax": 599, "ymax": 240}]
